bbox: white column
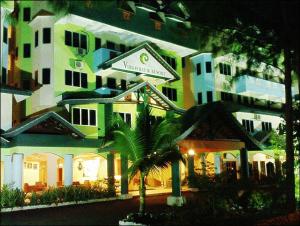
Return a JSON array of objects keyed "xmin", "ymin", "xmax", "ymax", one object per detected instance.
[
  {"xmin": 47, "ymin": 155, "xmax": 58, "ymax": 187},
  {"xmin": 12, "ymin": 153, "xmax": 24, "ymax": 190},
  {"xmin": 236, "ymin": 155, "xmax": 241, "ymax": 179},
  {"xmin": 3, "ymin": 155, "xmax": 13, "ymax": 186},
  {"xmin": 214, "ymin": 154, "xmax": 221, "ymax": 175},
  {"xmin": 64, "ymin": 154, "xmax": 73, "ymax": 186}
]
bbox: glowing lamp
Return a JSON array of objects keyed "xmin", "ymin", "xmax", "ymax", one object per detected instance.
[{"xmin": 188, "ymin": 149, "xmax": 195, "ymax": 156}]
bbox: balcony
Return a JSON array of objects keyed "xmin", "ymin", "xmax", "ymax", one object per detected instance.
[
  {"xmin": 235, "ymin": 75, "xmax": 285, "ymax": 102},
  {"xmin": 219, "ymin": 91, "xmax": 284, "ymax": 116}
]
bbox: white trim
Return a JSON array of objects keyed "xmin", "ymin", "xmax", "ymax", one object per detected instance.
[{"xmin": 72, "ymin": 107, "xmax": 97, "ymax": 127}]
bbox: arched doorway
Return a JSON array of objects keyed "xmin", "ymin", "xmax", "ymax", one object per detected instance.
[{"xmin": 266, "ymin": 162, "xmax": 275, "ymax": 177}]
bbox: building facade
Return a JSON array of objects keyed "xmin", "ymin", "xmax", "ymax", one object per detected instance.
[{"xmin": 1, "ymin": 1, "xmax": 293, "ymax": 200}]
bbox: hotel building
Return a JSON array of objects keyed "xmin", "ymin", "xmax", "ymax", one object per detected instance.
[{"xmin": 1, "ymin": 1, "xmax": 297, "ymax": 202}]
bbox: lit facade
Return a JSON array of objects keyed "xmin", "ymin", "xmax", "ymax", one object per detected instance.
[{"xmin": 0, "ymin": 1, "xmax": 293, "ymax": 199}]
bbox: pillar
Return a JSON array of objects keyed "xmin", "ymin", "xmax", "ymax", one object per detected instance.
[
  {"xmin": 3, "ymin": 155, "xmax": 12, "ymax": 186},
  {"xmin": 12, "ymin": 153, "xmax": 23, "ymax": 190},
  {"xmin": 188, "ymin": 155, "xmax": 195, "ymax": 188},
  {"xmin": 240, "ymin": 148, "xmax": 249, "ymax": 179},
  {"xmin": 200, "ymin": 153, "xmax": 206, "ymax": 176},
  {"xmin": 167, "ymin": 160, "xmax": 186, "ymax": 206},
  {"xmin": 107, "ymin": 153, "xmax": 115, "ymax": 189},
  {"xmin": 120, "ymin": 153, "xmax": 131, "ymax": 199},
  {"xmin": 64, "ymin": 154, "xmax": 73, "ymax": 186},
  {"xmin": 214, "ymin": 153, "xmax": 221, "ymax": 175},
  {"xmin": 47, "ymin": 155, "xmax": 58, "ymax": 187},
  {"xmin": 236, "ymin": 154, "xmax": 241, "ymax": 179}
]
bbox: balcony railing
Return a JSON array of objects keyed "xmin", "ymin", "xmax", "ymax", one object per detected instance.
[{"xmin": 235, "ymin": 75, "xmax": 285, "ymax": 101}]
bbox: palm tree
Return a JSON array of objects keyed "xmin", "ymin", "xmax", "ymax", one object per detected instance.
[{"xmin": 105, "ymin": 104, "xmax": 183, "ymax": 214}]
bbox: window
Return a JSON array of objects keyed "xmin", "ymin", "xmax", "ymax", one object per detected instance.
[
  {"xmin": 1, "ymin": 67, "xmax": 7, "ymax": 84},
  {"xmin": 80, "ymin": 34, "xmax": 87, "ymax": 49},
  {"xmin": 42, "ymin": 68, "xmax": 50, "ymax": 84},
  {"xmin": 65, "ymin": 31, "xmax": 87, "ymax": 49},
  {"xmin": 34, "ymin": 70, "xmax": 38, "ymax": 86},
  {"xmin": 81, "ymin": 109, "xmax": 89, "ymax": 125},
  {"xmin": 121, "ymin": 79, "xmax": 127, "ymax": 90},
  {"xmin": 65, "ymin": 70, "xmax": 72, "ymax": 85},
  {"xmin": 65, "ymin": 30, "xmax": 72, "ymax": 46},
  {"xmin": 107, "ymin": 41, "xmax": 115, "ymax": 50},
  {"xmin": 73, "ymin": 108, "xmax": 80, "ymax": 124},
  {"xmin": 109, "ymin": 51, "xmax": 117, "ymax": 59},
  {"xmin": 161, "ymin": 55, "xmax": 177, "ymax": 70},
  {"xmin": 73, "ymin": 71, "xmax": 80, "ymax": 87},
  {"xmin": 196, "ymin": 63, "xmax": 201, "ymax": 75},
  {"xmin": 242, "ymin": 119, "xmax": 254, "ymax": 133},
  {"xmin": 23, "ymin": 43, "xmax": 31, "ymax": 58},
  {"xmin": 81, "ymin": 73, "xmax": 87, "ymax": 88},
  {"xmin": 207, "ymin": 91, "xmax": 213, "ymax": 103},
  {"xmin": 262, "ymin": 122, "xmax": 272, "ymax": 132},
  {"xmin": 197, "ymin": 92, "xmax": 202, "ymax": 105},
  {"xmin": 3, "ymin": 27, "xmax": 8, "ymax": 44},
  {"xmin": 107, "ymin": 77, "xmax": 116, "ymax": 89},
  {"xmin": 162, "ymin": 87, "xmax": 177, "ymax": 101},
  {"xmin": 35, "ymin": 30, "xmax": 38, "ymax": 47},
  {"xmin": 22, "ymin": 79, "xmax": 30, "ymax": 90},
  {"xmin": 65, "ymin": 70, "xmax": 88, "ymax": 88},
  {"xmin": 96, "ymin": 76, "xmax": 102, "ymax": 88},
  {"xmin": 118, "ymin": 112, "xmax": 131, "ymax": 126},
  {"xmin": 23, "ymin": 7, "xmax": 31, "ymax": 21},
  {"xmin": 120, "ymin": 44, "xmax": 126, "ymax": 53},
  {"xmin": 95, "ymin": 37, "xmax": 101, "ymax": 50},
  {"xmin": 205, "ymin": 61, "xmax": 212, "ymax": 73},
  {"xmin": 73, "ymin": 32, "xmax": 79, "ymax": 47},
  {"xmin": 72, "ymin": 108, "xmax": 97, "ymax": 126},
  {"xmin": 43, "ymin": 28, "xmax": 51, "ymax": 44},
  {"xmin": 219, "ymin": 63, "xmax": 231, "ymax": 76}
]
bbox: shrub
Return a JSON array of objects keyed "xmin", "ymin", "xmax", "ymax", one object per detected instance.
[
  {"xmin": 248, "ymin": 191, "xmax": 272, "ymax": 211},
  {"xmin": 0, "ymin": 185, "xmax": 26, "ymax": 208}
]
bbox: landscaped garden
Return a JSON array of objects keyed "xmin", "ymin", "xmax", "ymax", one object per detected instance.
[{"xmin": 0, "ymin": 182, "xmax": 116, "ymax": 209}]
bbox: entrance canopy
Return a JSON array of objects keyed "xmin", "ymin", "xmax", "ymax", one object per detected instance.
[
  {"xmin": 177, "ymin": 102, "xmax": 263, "ymax": 153},
  {"xmin": 98, "ymin": 42, "xmax": 180, "ymax": 85}
]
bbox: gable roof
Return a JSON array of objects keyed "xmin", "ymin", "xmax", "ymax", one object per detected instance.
[
  {"xmin": 2, "ymin": 112, "xmax": 85, "ymax": 139},
  {"xmin": 99, "ymin": 42, "xmax": 180, "ymax": 81},
  {"xmin": 59, "ymin": 81, "xmax": 185, "ymax": 114},
  {"xmin": 177, "ymin": 102, "xmax": 263, "ymax": 150}
]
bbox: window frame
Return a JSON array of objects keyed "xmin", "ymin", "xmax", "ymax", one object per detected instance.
[
  {"xmin": 43, "ymin": 27, "xmax": 51, "ymax": 44},
  {"xmin": 72, "ymin": 107, "xmax": 97, "ymax": 126}
]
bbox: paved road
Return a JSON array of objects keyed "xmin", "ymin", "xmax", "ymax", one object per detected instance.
[{"xmin": 1, "ymin": 192, "xmax": 194, "ymax": 226}]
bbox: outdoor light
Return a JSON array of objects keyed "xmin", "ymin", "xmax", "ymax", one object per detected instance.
[{"xmin": 188, "ymin": 149, "xmax": 195, "ymax": 156}]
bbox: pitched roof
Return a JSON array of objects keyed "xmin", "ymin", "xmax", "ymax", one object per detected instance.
[
  {"xmin": 59, "ymin": 81, "xmax": 185, "ymax": 114},
  {"xmin": 99, "ymin": 42, "xmax": 180, "ymax": 81},
  {"xmin": 177, "ymin": 102, "xmax": 263, "ymax": 150},
  {"xmin": 2, "ymin": 112, "xmax": 85, "ymax": 139}
]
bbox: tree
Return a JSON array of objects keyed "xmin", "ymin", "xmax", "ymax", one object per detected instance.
[
  {"xmin": 182, "ymin": 0, "xmax": 299, "ymax": 212},
  {"xmin": 105, "ymin": 104, "xmax": 183, "ymax": 214}
]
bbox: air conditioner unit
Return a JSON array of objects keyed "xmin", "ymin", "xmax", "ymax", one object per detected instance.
[
  {"xmin": 75, "ymin": 60, "xmax": 84, "ymax": 69},
  {"xmin": 254, "ymin": 114, "xmax": 261, "ymax": 120},
  {"xmin": 76, "ymin": 48, "xmax": 87, "ymax": 56}
]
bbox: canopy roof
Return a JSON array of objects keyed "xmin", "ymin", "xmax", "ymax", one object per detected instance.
[
  {"xmin": 177, "ymin": 102, "xmax": 263, "ymax": 151},
  {"xmin": 2, "ymin": 112, "xmax": 85, "ymax": 139}
]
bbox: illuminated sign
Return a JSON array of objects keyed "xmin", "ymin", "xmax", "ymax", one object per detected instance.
[{"xmin": 111, "ymin": 48, "xmax": 175, "ymax": 80}]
